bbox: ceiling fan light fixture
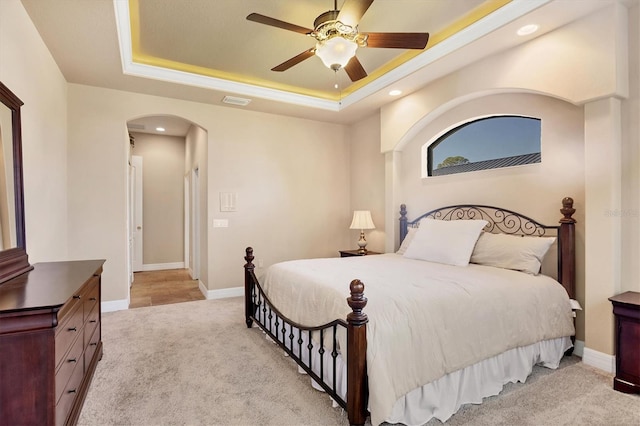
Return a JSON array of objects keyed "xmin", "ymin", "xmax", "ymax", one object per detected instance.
[{"xmin": 315, "ymin": 36, "xmax": 358, "ymax": 70}]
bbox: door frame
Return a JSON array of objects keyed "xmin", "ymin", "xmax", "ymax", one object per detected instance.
[
  {"xmin": 184, "ymin": 174, "xmax": 190, "ymax": 276},
  {"xmin": 189, "ymin": 167, "xmax": 200, "ymax": 280}
]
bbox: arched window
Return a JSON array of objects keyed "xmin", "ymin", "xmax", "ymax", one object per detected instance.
[{"xmin": 426, "ymin": 116, "xmax": 541, "ymax": 176}]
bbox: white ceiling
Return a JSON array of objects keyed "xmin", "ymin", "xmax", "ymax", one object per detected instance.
[{"xmin": 21, "ymin": 0, "xmax": 610, "ymax": 135}]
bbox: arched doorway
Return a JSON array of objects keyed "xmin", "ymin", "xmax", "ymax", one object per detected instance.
[{"xmin": 126, "ymin": 115, "xmax": 205, "ymax": 308}]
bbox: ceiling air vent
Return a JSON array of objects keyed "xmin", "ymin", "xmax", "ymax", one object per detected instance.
[
  {"xmin": 127, "ymin": 123, "xmax": 145, "ymax": 130},
  {"xmin": 222, "ymin": 96, "xmax": 251, "ymax": 107}
]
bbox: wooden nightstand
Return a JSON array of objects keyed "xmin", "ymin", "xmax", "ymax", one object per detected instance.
[
  {"xmin": 609, "ymin": 291, "xmax": 640, "ymax": 394},
  {"xmin": 339, "ymin": 250, "xmax": 382, "ymax": 257}
]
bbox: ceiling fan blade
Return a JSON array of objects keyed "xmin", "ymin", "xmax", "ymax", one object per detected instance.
[
  {"xmin": 246, "ymin": 13, "xmax": 312, "ymax": 35},
  {"xmin": 364, "ymin": 32, "xmax": 430, "ymax": 49},
  {"xmin": 271, "ymin": 49, "xmax": 316, "ymax": 72},
  {"xmin": 337, "ymin": 0, "xmax": 374, "ymax": 27},
  {"xmin": 344, "ymin": 56, "xmax": 367, "ymax": 82}
]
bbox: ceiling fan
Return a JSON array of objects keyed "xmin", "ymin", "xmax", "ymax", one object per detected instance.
[{"xmin": 246, "ymin": 0, "xmax": 430, "ymax": 82}]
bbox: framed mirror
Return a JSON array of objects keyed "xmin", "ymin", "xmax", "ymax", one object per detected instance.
[{"xmin": 0, "ymin": 82, "xmax": 31, "ymax": 284}]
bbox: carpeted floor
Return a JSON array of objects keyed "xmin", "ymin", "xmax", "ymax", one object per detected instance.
[{"xmin": 78, "ymin": 298, "xmax": 640, "ymax": 426}]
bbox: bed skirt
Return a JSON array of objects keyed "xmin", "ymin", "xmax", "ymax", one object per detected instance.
[
  {"xmin": 258, "ymin": 297, "xmax": 571, "ymax": 425},
  {"xmin": 385, "ymin": 336, "xmax": 572, "ymax": 425},
  {"xmin": 296, "ymin": 333, "xmax": 571, "ymax": 425}
]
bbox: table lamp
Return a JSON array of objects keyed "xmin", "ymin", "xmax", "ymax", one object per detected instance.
[{"xmin": 349, "ymin": 210, "xmax": 375, "ymax": 254}]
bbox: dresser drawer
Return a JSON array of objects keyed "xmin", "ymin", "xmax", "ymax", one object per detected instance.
[
  {"xmin": 54, "ymin": 303, "xmax": 84, "ymax": 369},
  {"xmin": 55, "ymin": 330, "xmax": 84, "ymax": 404},
  {"xmin": 83, "ymin": 277, "xmax": 100, "ymax": 321},
  {"xmin": 84, "ymin": 323, "xmax": 101, "ymax": 371},
  {"xmin": 56, "ymin": 292, "xmax": 82, "ymax": 328},
  {"xmin": 84, "ymin": 301, "xmax": 100, "ymax": 348},
  {"xmin": 55, "ymin": 358, "xmax": 84, "ymax": 426}
]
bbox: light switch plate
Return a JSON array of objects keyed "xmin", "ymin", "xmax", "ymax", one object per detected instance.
[{"xmin": 220, "ymin": 192, "xmax": 237, "ymax": 212}]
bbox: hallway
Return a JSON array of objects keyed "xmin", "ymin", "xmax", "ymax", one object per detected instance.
[{"xmin": 129, "ymin": 269, "xmax": 204, "ymax": 309}]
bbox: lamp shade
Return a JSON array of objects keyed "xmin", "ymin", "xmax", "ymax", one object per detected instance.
[
  {"xmin": 315, "ymin": 36, "xmax": 358, "ymax": 70},
  {"xmin": 350, "ymin": 210, "xmax": 375, "ymax": 230}
]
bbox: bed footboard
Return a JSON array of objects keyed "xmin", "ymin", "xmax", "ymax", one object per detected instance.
[{"xmin": 244, "ymin": 247, "xmax": 369, "ymax": 426}]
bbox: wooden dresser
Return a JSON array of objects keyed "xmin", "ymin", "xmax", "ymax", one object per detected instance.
[{"xmin": 0, "ymin": 260, "xmax": 105, "ymax": 426}]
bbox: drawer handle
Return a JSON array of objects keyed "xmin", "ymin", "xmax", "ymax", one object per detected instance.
[
  {"xmin": 73, "ymin": 295, "xmax": 81, "ymax": 300},
  {"xmin": 89, "ymin": 320, "xmax": 97, "ymax": 323},
  {"xmin": 68, "ymin": 389, "xmax": 77, "ymax": 394},
  {"xmin": 89, "ymin": 297, "xmax": 97, "ymax": 301},
  {"xmin": 67, "ymin": 358, "xmax": 77, "ymax": 363},
  {"xmin": 90, "ymin": 342, "xmax": 97, "ymax": 346},
  {"xmin": 67, "ymin": 327, "xmax": 77, "ymax": 332}
]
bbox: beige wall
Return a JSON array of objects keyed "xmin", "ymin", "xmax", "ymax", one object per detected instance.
[
  {"xmin": 66, "ymin": 84, "xmax": 350, "ymax": 303},
  {"xmin": 348, "ymin": 113, "xmax": 385, "ymax": 253},
  {"xmin": 131, "ymin": 132, "xmax": 185, "ymax": 265},
  {"xmin": 207, "ymin": 112, "xmax": 350, "ymax": 288},
  {"xmin": 380, "ymin": 3, "xmax": 628, "ymax": 153},
  {"xmin": 0, "ymin": 0, "xmax": 68, "ymax": 262},
  {"xmin": 621, "ymin": 1, "xmax": 640, "ymax": 294}
]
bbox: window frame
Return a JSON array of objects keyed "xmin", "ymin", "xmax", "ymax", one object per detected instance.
[{"xmin": 424, "ymin": 114, "xmax": 542, "ymax": 177}]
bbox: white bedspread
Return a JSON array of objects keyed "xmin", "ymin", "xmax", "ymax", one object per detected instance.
[{"xmin": 261, "ymin": 254, "xmax": 574, "ymax": 425}]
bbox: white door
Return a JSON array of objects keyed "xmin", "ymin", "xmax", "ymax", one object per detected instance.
[
  {"xmin": 131, "ymin": 155, "xmax": 143, "ymax": 272},
  {"xmin": 128, "ymin": 161, "xmax": 134, "ymax": 285}
]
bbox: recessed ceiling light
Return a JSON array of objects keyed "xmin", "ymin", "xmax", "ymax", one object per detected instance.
[
  {"xmin": 156, "ymin": 127, "xmax": 165, "ymax": 132},
  {"xmin": 389, "ymin": 90, "xmax": 402, "ymax": 96},
  {"xmin": 517, "ymin": 24, "xmax": 539, "ymax": 36}
]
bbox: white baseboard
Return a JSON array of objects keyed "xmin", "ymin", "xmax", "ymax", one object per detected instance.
[
  {"xmin": 102, "ymin": 299, "xmax": 129, "ymax": 313},
  {"xmin": 582, "ymin": 346, "xmax": 616, "ymax": 374},
  {"xmin": 199, "ymin": 282, "xmax": 243, "ymax": 300},
  {"xmin": 573, "ymin": 339, "xmax": 584, "ymax": 357},
  {"xmin": 140, "ymin": 262, "xmax": 185, "ymax": 272}
]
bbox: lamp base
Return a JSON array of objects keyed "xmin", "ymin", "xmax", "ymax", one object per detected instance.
[{"xmin": 357, "ymin": 231, "xmax": 368, "ymax": 254}]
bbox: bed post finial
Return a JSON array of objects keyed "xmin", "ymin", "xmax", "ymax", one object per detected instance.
[
  {"xmin": 347, "ymin": 279, "xmax": 368, "ymax": 426},
  {"xmin": 244, "ymin": 247, "xmax": 255, "ymax": 328},
  {"xmin": 558, "ymin": 198, "xmax": 576, "ymax": 300},
  {"xmin": 347, "ymin": 279, "xmax": 367, "ymax": 323},
  {"xmin": 560, "ymin": 197, "xmax": 576, "ymax": 223}
]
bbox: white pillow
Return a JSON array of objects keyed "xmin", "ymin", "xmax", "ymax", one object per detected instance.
[
  {"xmin": 396, "ymin": 226, "xmax": 418, "ymax": 255},
  {"xmin": 402, "ymin": 219, "xmax": 488, "ymax": 266},
  {"xmin": 470, "ymin": 232, "xmax": 556, "ymax": 275}
]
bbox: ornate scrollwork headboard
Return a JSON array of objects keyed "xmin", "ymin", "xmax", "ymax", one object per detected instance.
[{"xmin": 399, "ymin": 198, "xmax": 576, "ymax": 299}]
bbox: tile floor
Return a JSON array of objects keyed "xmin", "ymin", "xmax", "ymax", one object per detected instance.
[{"xmin": 129, "ymin": 269, "xmax": 205, "ymax": 309}]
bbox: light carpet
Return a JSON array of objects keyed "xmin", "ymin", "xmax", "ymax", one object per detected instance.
[{"xmin": 78, "ymin": 298, "xmax": 640, "ymax": 426}]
